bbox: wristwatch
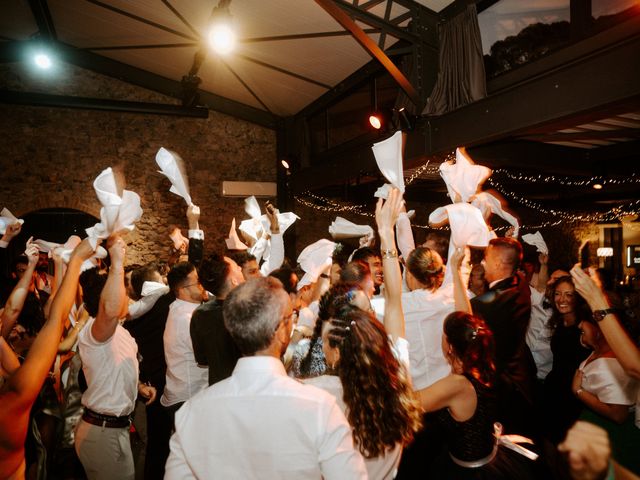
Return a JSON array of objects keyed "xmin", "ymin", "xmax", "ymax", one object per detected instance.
[{"xmin": 592, "ymin": 308, "xmax": 616, "ymax": 322}]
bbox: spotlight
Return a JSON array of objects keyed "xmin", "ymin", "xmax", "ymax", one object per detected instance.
[
  {"xmin": 34, "ymin": 53, "xmax": 52, "ymax": 69},
  {"xmin": 592, "ymin": 182, "xmax": 603, "ymax": 190},
  {"xmin": 281, "ymin": 159, "xmax": 290, "ymax": 170},
  {"xmin": 208, "ymin": 3, "xmax": 236, "ymax": 55},
  {"xmin": 208, "ymin": 24, "xmax": 235, "ymax": 55},
  {"xmin": 368, "ymin": 113, "xmax": 383, "ymax": 130}
]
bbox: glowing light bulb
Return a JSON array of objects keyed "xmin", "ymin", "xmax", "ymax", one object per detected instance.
[
  {"xmin": 208, "ymin": 24, "xmax": 236, "ymax": 55},
  {"xmin": 592, "ymin": 183, "xmax": 603, "ymax": 190},
  {"xmin": 281, "ymin": 160, "xmax": 290, "ymax": 169},
  {"xmin": 34, "ymin": 53, "xmax": 52, "ymax": 69},
  {"xmin": 369, "ymin": 114, "xmax": 382, "ymax": 130}
]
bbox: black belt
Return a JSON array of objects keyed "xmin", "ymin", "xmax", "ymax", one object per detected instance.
[{"xmin": 82, "ymin": 408, "xmax": 131, "ymax": 428}]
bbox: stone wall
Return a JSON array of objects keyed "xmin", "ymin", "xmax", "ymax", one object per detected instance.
[{"xmin": 0, "ymin": 61, "xmax": 276, "ymax": 264}]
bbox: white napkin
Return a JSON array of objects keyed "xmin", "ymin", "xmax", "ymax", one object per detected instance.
[
  {"xmin": 35, "ymin": 235, "xmax": 107, "ymax": 272},
  {"xmin": 522, "ymin": 231, "xmax": 548, "ymax": 255},
  {"xmin": 297, "ymin": 239, "xmax": 336, "ymax": 290},
  {"xmin": 440, "ymin": 148, "xmax": 492, "ymax": 203},
  {"xmin": 428, "ymin": 203, "xmax": 492, "ymax": 249},
  {"xmin": 85, "ymin": 167, "xmax": 143, "ymax": 249},
  {"xmin": 471, "ymin": 191, "xmax": 520, "ymax": 238},
  {"xmin": 225, "ymin": 218, "xmax": 249, "ymax": 250},
  {"xmin": 372, "ymin": 131, "xmax": 405, "ymax": 195},
  {"xmin": 239, "ymin": 196, "xmax": 265, "ymax": 242},
  {"xmin": 328, "ymin": 217, "xmax": 374, "ymax": 241},
  {"xmin": 156, "ymin": 147, "xmax": 192, "ymax": 205},
  {"xmin": 0, "ymin": 208, "xmax": 24, "ymax": 235}
]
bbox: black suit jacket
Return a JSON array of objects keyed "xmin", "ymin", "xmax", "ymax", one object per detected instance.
[{"xmin": 470, "ymin": 272, "xmax": 536, "ymax": 404}]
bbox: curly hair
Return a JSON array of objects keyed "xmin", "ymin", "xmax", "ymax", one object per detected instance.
[
  {"xmin": 443, "ymin": 312, "xmax": 495, "ymax": 388},
  {"xmin": 327, "ymin": 309, "xmax": 422, "ymax": 458},
  {"xmin": 547, "ymin": 275, "xmax": 590, "ymax": 332},
  {"xmin": 298, "ymin": 282, "xmax": 361, "ymax": 378}
]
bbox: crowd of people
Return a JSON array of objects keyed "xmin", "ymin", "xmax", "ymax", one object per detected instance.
[{"xmin": 1, "ymin": 186, "xmax": 639, "ymax": 480}]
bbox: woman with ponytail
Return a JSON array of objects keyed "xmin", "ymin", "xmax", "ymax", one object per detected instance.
[{"xmin": 417, "ymin": 311, "xmax": 539, "ymax": 479}]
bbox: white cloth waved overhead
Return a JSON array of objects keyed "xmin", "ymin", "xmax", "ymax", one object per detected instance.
[
  {"xmin": 471, "ymin": 191, "xmax": 520, "ymax": 238},
  {"xmin": 429, "ymin": 203, "xmax": 492, "ymax": 249},
  {"xmin": 155, "ymin": 147, "xmax": 193, "ymax": 206},
  {"xmin": 297, "ymin": 239, "xmax": 336, "ymax": 290},
  {"xmin": 34, "ymin": 235, "xmax": 106, "ymax": 272},
  {"xmin": 372, "ymin": 130, "xmax": 405, "ymax": 196},
  {"xmin": 225, "ymin": 218, "xmax": 248, "ymax": 250},
  {"xmin": 522, "ymin": 231, "xmax": 549, "ymax": 255},
  {"xmin": 239, "ymin": 196, "xmax": 299, "ymax": 262},
  {"xmin": 328, "ymin": 216, "xmax": 374, "ymax": 241},
  {"xmin": 85, "ymin": 167, "xmax": 143, "ymax": 249},
  {"xmin": 440, "ymin": 148, "xmax": 491, "ymax": 203},
  {"xmin": 0, "ymin": 208, "xmax": 24, "ymax": 235}
]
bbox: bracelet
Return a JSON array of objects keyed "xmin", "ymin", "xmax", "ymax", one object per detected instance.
[{"xmin": 382, "ymin": 249, "xmax": 398, "ymax": 259}]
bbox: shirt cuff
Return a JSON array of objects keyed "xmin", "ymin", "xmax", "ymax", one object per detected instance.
[
  {"xmin": 188, "ymin": 229, "xmax": 204, "ymax": 240},
  {"xmin": 0, "ymin": 240, "xmax": 8, "ymax": 248}
]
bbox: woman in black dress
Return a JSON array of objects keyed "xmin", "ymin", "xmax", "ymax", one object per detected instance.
[{"xmin": 418, "ymin": 311, "xmax": 540, "ymax": 479}]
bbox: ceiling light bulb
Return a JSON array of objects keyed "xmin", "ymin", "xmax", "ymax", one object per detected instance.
[
  {"xmin": 369, "ymin": 114, "xmax": 382, "ymax": 130},
  {"xmin": 592, "ymin": 183, "xmax": 603, "ymax": 190},
  {"xmin": 208, "ymin": 23, "xmax": 236, "ymax": 55},
  {"xmin": 281, "ymin": 160, "xmax": 290, "ymax": 169},
  {"xmin": 34, "ymin": 53, "xmax": 52, "ymax": 69}
]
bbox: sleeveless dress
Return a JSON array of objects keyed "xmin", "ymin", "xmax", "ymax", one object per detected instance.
[{"xmin": 429, "ymin": 375, "xmax": 540, "ymax": 479}]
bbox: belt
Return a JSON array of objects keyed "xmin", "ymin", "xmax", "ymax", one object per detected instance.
[
  {"xmin": 82, "ymin": 408, "xmax": 131, "ymax": 428},
  {"xmin": 449, "ymin": 423, "xmax": 539, "ymax": 469}
]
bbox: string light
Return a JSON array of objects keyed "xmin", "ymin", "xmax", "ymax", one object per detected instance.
[{"xmin": 294, "ymin": 152, "xmax": 640, "ymax": 230}]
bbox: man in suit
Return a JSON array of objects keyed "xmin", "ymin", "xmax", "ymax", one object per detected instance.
[{"xmin": 471, "ymin": 237, "xmax": 537, "ymax": 437}]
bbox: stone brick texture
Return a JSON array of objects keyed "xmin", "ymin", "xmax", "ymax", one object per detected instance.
[{"xmin": 1, "ymin": 61, "xmax": 276, "ymax": 265}]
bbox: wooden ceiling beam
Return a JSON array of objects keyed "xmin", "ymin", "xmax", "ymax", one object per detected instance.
[
  {"xmin": 314, "ymin": 0, "xmax": 421, "ymax": 106},
  {"xmin": 27, "ymin": 0, "xmax": 57, "ymax": 40}
]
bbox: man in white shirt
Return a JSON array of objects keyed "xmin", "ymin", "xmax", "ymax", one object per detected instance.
[
  {"xmin": 160, "ymin": 261, "xmax": 208, "ymax": 423},
  {"xmin": 165, "ymin": 277, "xmax": 367, "ymax": 480}
]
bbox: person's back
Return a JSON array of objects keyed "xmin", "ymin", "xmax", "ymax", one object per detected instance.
[
  {"xmin": 167, "ymin": 356, "xmax": 364, "ymax": 479},
  {"xmin": 165, "ymin": 277, "xmax": 366, "ymax": 480}
]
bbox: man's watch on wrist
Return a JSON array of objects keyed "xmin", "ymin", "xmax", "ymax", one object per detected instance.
[{"xmin": 592, "ymin": 308, "xmax": 616, "ymax": 322}]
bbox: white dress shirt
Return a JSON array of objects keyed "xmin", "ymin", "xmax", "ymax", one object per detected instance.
[
  {"xmin": 161, "ymin": 298, "xmax": 208, "ymax": 407},
  {"xmin": 526, "ymin": 286, "xmax": 553, "ymax": 380},
  {"xmin": 77, "ymin": 317, "xmax": 139, "ymax": 416},
  {"xmin": 165, "ymin": 356, "xmax": 367, "ymax": 480}
]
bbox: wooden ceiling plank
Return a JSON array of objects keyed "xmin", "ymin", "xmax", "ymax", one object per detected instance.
[
  {"xmin": 27, "ymin": 0, "xmax": 57, "ymax": 40},
  {"xmin": 237, "ymin": 54, "xmax": 331, "ymax": 89},
  {"xmin": 81, "ymin": 0, "xmax": 198, "ymax": 41},
  {"xmin": 160, "ymin": 0, "xmax": 201, "ymax": 39}
]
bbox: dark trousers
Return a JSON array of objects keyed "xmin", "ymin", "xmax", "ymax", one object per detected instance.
[{"xmin": 145, "ymin": 400, "xmax": 173, "ymax": 479}]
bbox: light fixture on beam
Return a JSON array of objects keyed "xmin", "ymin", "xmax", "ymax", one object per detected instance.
[
  {"xmin": 208, "ymin": 0, "xmax": 236, "ymax": 55},
  {"xmin": 597, "ymin": 247, "xmax": 613, "ymax": 257},
  {"xmin": 592, "ymin": 182, "xmax": 603, "ymax": 190}
]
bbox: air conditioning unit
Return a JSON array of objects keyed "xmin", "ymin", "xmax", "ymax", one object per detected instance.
[{"xmin": 221, "ymin": 181, "xmax": 277, "ymax": 198}]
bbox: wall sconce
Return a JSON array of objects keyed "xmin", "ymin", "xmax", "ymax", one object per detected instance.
[{"xmin": 597, "ymin": 247, "xmax": 613, "ymax": 257}]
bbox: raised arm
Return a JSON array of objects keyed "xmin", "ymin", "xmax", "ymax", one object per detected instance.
[
  {"xmin": 91, "ymin": 235, "xmax": 127, "ymax": 342},
  {"xmin": 186, "ymin": 204, "xmax": 204, "ymax": 268},
  {"xmin": 0, "ymin": 222, "xmax": 22, "ymax": 281},
  {"xmin": 43, "ymin": 247, "xmax": 66, "ymax": 319},
  {"xmin": 375, "ymin": 188, "xmax": 405, "ymax": 341},
  {"xmin": 395, "ymin": 207, "xmax": 415, "ymax": 261},
  {"xmin": 1, "ymin": 241, "xmax": 38, "ymax": 339},
  {"xmin": 260, "ymin": 202, "xmax": 284, "ymax": 276},
  {"xmin": 571, "ymin": 265, "xmax": 640, "ymax": 380},
  {"xmin": 4, "ymin": 238, "xmax": 94, "ymax": 406},
  {"xmin": 450, "ymin": 247, "xmax": 472, "ymax": 314}
]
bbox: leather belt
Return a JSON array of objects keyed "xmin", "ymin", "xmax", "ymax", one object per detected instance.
[{"xmin": 82, "ymin": 408, "xmax": 131, "ymax": 428}]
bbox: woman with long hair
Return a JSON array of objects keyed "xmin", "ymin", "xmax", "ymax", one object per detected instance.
[
  {"xmin": 304, "ymin": 189, "xmax": 422, "ymax": 479},
  {"xmin": 289, "ymin": 281, "xmax": 368, "ymax": 379},
  {"xmin": 543, "ymin": 275, "xmax": 591, "ymax": 443},
  {"xmin": 573, "ymin": 315, "xmax": 640, "ymax": 474},
  {"xmin": 417, "ymin": 311, "xmax": 538, "ymax": 479}
]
